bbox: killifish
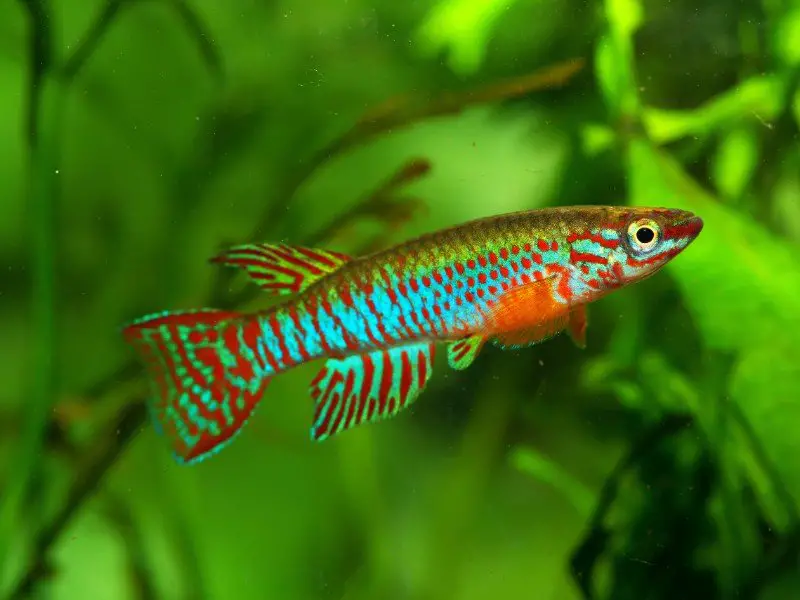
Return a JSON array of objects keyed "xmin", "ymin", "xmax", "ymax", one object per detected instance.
[{"xmin": 122, "ymin": 206, "xmax": 702, "ymax": 464}]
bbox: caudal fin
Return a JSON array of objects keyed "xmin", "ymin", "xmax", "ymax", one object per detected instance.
[{"xmin": 121, "ymin": 309, "xmax": 270, "ymax": 464}]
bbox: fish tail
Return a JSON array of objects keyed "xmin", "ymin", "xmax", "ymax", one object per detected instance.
[{"xmin": 121, "ymin": 308, "xmax": 271, "ymax": 464}]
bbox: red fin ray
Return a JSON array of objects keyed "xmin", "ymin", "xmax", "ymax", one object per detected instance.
[
  {"xmin": 210, "ymin": 243, "xmax": 351, "ymax": 296},
  {"xmin": 122, "ymin": 309, "xmax": 270, "ymax": 464},
  {"xmin": 309, "ymin": 342, "xmax": 436, "ymax": 441}
]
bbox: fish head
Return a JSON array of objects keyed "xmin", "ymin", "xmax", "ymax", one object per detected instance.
[{"xmin": 567, "ymin": 206, "xmax": 703, "ymax": 297}]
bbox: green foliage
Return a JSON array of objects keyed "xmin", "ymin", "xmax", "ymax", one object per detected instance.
[
  {"xmin": 627, "ymin": 139, "xmax": 800, "ymax": 528},
  {"xmin": 595, "ymin": 0, "xmax": 643, "ymax": 118},
  {"xmin": 773, "ymin": 6, "xmax": 800, "ymax": 65},
  {"xmin": 510, "ymin": 446, "xmax": 595, "ymax": 518},
  {"xmin": 415, "ymin": 0, "xmax": 520, "ymax": 76},
  {"xmin": 711, "ymin": 125, "xmax": 760, "ymax": 201},
  {"xmin": 642, "ymin": 75, "xmax": 785, "ymax": 144}
]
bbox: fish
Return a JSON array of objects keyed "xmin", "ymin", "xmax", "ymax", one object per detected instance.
[{"xmin": 122, "ymin": 205, "xmax": 703, "ymax": 464}]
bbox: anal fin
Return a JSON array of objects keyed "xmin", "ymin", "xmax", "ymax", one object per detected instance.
[
  {"xmin": 309, "ymin": 341, "xmax": 436, "ymax": 441},
  {"xmin": 211, "ymin": 243, "xmax": 351, "ymax": 296}
]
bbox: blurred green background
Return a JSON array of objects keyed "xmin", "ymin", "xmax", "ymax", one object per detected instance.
[{"xmin": 2, "ymin": 0, "xmax": 800, "ymax": 598}]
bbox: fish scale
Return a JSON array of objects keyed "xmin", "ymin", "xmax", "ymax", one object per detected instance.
[{"xmin": 122, "ymin": 205, "xmax": 703, "ymax": 464}]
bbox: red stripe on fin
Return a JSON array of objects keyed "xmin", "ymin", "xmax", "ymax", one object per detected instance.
[
  {"xmin": 121, "ymin": 309, "xmax": 270, "ymax": 464},
  {"xmin": 210, "ymin": 243, "xmax": 351, "ymax": 296},
  {"xmin": 446, "ymin": 334, "xmax": 485, "ymax": 370},
  {"xmin": 309, "ymin": 341, "xmax": 435, "ymax": 441}
]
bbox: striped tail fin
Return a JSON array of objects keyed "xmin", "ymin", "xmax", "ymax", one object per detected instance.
[{"xmin": 121, "ymin": 309, "xmax": 270, "ymax": 464}]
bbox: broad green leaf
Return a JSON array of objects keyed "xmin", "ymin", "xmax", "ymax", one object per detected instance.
[
  {"xmin": 729, "ymin": 342, "xmax": 800, "ymax": 525},
  {"xmin": 595, "ymin": 34, "xmax": 623, "ymax": 113},
  {"xmin": 594, "ymin": 34, "xmax": 639, "ymax": 117},
  {"xmin": 643, "ymin": 74, "xmax": 785, "ymax": 144},
  {"xmin": 510, "ymin": 447, "xmax": 595, "ymax": 517},
  {"xmin": 771, "ymin": 156, "xmax": 800, "ymax": 243},
  {"xmin": 580, "ymin": 122, "xmax": 616, "ymax": 155},
  {"xmin": 711, "ymin": 125, "xmax": 759, "ymax": 201},
  {"xmin": 605, "ymin": 0, "xmax": 643, "ymax": 39},
  {"xmin": 774, "ymin": 7, "xmax": 800, "ymax": 65},
  {"xmin": 595, "ymin": 0, "xmax": 643, "ymax": 116},
  {"xmin": 414, "ymin": 0, "xmax": 518, "ymax": 76},
  {"xmin": 626, "ymin": 139, "xmax": 800, "ymax": 351},
  {"xmin": 626, "ymin": 139, "xmax": 800, "ymax": 524}
]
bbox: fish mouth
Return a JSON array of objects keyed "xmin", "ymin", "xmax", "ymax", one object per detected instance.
[
  {"xmin": 683, "ymin": 214, "xmax": 704, "ymax": 237},
  {"xmin": 669, "ymin": 212, "xmax": 704, "ymax": 242}
]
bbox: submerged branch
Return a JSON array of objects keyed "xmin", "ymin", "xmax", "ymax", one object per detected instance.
[
  {"xmin": 248, "ymin": 57, "xmax": 585, "ymax": 241},
  {"xmin": 9, "ymin": 403, "xmax": 148, "ymax": 600}
]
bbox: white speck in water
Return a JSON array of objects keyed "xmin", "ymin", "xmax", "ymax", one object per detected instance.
[
  {"xmin": 54, "ymin": 169, "xmax": 59, "ymax": 174},
  {"xmin": 538, "ymin": 359, "xmax": 544, "ymax": 367}
]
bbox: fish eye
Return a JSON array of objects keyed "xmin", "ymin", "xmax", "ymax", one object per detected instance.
[{"xmin": 627, "ymin": 219, "xmax": 660, "ymax": 253}]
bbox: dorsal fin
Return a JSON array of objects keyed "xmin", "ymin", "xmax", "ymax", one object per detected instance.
[
  {"xmin": 210, "ymin": 243, "xmax": 351, "ymax": 296},
  {"xmin": 309, "ymin": 341, "xmax": 436, "ymax": 441}
]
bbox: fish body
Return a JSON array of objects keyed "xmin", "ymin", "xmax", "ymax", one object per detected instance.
[{"xmin": 122, "ymin": 206, "xmax": 703, "ymax": 464}]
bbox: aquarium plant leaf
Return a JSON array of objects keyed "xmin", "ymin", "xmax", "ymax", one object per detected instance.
[
  {"xmin": 626, "ymin": 139, "xmax": 800, "ymax": 524},
  {"xmin": 414, "ymin": 0, "xmax": 519, "ymax": 75}
]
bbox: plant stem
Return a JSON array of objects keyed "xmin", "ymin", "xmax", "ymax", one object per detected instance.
[{"xmin": 0, "ymin": 0, "xmax": 58, "ymax": 592}]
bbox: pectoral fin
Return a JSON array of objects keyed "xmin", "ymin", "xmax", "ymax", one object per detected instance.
[{"xmin": 447, "ymin": 335, "xmax": 486, "ymax": 370}]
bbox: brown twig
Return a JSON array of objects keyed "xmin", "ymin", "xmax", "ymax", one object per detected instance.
[
  {"xmin": 247, "ymin": 58, "xmax": 585, "ymax": 242},
  {"xmin": 296, "ymin": 157, "xmax": 431, "ymax": 248}
]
